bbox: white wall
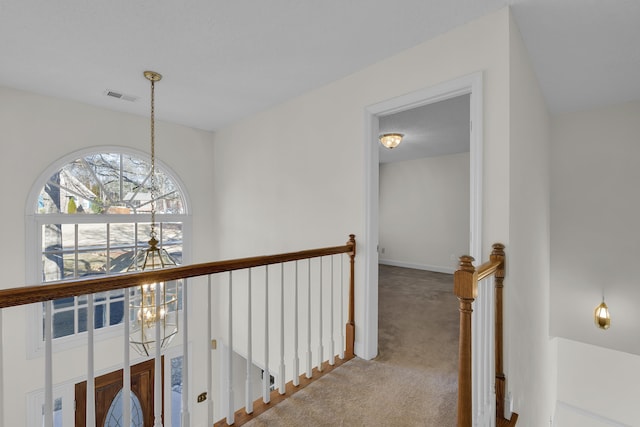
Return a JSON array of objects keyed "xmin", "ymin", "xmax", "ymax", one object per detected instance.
[
  {"xmin": 0, "ymin": 85, "xmax": 216, "ymax": 426},
  {"xmin": 550, "ymin": 100, "xmax": 640, "ymax": 426},
  {"xmin": 212, "ymin": 7, "xmax": 511, "ymax": 364},
  {"xmin": 507, "ymin": 10, "xmax": 554, "ymax": 426},
  {"xmin": 379, "ymin": 152, "xmax": 469, "ymax": 273},
  {"xmin": 550, "ymin": 100, "xmax": 640, "ymax": 356},
  {"xmin": 555, "ymin": 338, "xmax": 640, "ymax": 426},
  {"xmin": 211, "ymin": 6, "xmax": 556, "ymax": 426}
]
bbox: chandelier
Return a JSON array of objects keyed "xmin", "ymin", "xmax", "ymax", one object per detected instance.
[{"xmin": 128, "ymin": 71, "xmax": 179, "ymax": 356}]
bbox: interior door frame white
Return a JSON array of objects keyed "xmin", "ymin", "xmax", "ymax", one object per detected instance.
[{"xmin": 362, "ymin": 71, "xmax": 483, "ymax": 359}]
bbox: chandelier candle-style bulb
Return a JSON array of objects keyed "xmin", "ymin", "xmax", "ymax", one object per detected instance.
[{"xmin": 594, "ymin": 300, "xmax": 610, "ymax": 330}]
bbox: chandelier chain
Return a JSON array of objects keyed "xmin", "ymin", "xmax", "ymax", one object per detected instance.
[{"xmin": 150, "ymin": 78, "xmax": 157, "ymax": 241}]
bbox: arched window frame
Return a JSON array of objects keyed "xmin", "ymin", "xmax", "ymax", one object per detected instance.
[{"xmin": 25, "ymin": 146, "xmax": 192, "ymax": 357}]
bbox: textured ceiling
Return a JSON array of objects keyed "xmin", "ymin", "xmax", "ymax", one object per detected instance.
[
  {"xmin": 379, "ymin": 95, "xmax": 470, "ymax": 163},
  {"xmin": 0, "ymin": 0, "xmax": 638, "ymax": 131}
]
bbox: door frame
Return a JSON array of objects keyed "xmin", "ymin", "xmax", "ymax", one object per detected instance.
[{"xmin": 362, "ymin": 71, "xmax": 483, "ymax": 359}]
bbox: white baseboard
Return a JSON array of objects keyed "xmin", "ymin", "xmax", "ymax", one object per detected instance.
[
  {"xmin": 378, "ymin": 259, "xmax": 455, "ymax": 275},
  {"xmin": 555, "ymin": 400, "xmax": 630, "ymax": 427}
]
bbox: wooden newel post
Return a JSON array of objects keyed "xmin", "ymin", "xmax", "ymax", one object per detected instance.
[
  {"xmin": 491, "ymin": 243, "xmax": 506, "ymax": 420},
  {"xmin": 345, "ymin": 234, "xmax": 356, "ymax": 359},
  {"xmin": 454, "ymin": 255, "xmax": 477, "ymax": 427}
]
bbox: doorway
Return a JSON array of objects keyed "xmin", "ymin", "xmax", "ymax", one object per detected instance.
[
  {"xmin": 363, "ymin": 72, "xmax": 483, "ymax": 359},
  {"xmin": 75, "ymin": 358, "xmax": 162, "ymax": 427}
]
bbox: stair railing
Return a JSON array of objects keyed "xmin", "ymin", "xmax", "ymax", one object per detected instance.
[
  {"xmin": 454, "ymin": 243, "xmax": 515, "ymax": 427},
  {"xmin": 0, "ymin": 234, "xmax": 356, "ymax": 427}
]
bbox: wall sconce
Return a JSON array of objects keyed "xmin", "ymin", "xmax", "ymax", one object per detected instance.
[{"xmin": 594, "ymin": 299, "xmax": 610, "ymax": 330}]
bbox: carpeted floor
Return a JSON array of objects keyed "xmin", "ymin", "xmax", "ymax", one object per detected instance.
[{"xmin": 245, "ymin": 264, "xmax": 459, "ymax": 426}]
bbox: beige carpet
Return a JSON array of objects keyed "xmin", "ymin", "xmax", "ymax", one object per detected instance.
[{"xmin": 245, "ymin": 265, "xmax": 459, "ymax": 426}]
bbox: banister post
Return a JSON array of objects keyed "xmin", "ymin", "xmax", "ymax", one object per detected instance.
[
  {"xmin": 491, "ymin": 243, "xmax": 506, "ymax": 420},
  {"xmin": 454, "ymin": 255, "xmax": 477, "ymax": 427},
  {"xmin": 345, "ymin": 234, "xmax": 356, "ymax": 359}
]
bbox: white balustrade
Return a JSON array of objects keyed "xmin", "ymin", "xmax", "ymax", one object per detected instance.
[
  {"xmin": 246, "ymin": 269, "xmax": 254, "ymax": 413},
  {"xmin": 1, "ymin": 238, "xmax": 355, "ymax": 426},
  {"xmin": 263, "ymin": 266, "xmax": 271, "ymax": 403},
  {"xmin": 154, "ymin": 283, "xmax": 162, "ymax": 427},
  {"xmin": 306, "ymin": 259, "xmax": 312, "ymax": 379},
  {"xmin": 208, "ymin": 275, "xmax": 215, "ymax": 425},
  {"xmin": 278, "ymin": 264, "xmax": 286, "ymax": 394},
  {"xmin": 182, "ymin": 279, "xmax": 191, "ymax": 426},
  {"xmin": 87, "ymin": 294, "xmax": 95, "ymax": 427},
  {"xmin": 292, "ymin": 261, "xmax": 300, "ymax": 387},
  {"xmin": 123, "ymin": 289, "xmax": 131, "ymax": 427},
  {"xmin": 329, "ymin": 256, "xmax": 335, "ymax": 366},
  {"xmin": 227, "ymin": 272, "xmax": 235, "ymax": 425},
  {"xmin": 44, "ymin": 301, "xmax": 53, "ymax": 427},
  {"xmin": 318, "ymin": 257, "xmax": 323, "ymax": 372}
]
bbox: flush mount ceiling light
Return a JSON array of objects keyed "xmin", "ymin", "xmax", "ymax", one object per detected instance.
[{"xmin": 379, "ymin": 133, "xmax": 404, "ymax": 149}]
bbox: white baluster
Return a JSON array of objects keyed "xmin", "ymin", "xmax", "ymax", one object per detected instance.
[
  {"xmin": 87, "ymin": 294, "xmax": 95, "ymax": 427},
  {"xmin": 44, "ymin": 301, "xmax": 53, "ymax": 427},
  {"xmin": 227, "ymin": 272, "xmax": 235, "ymax": 425},
  {"xmin": 123, "ymin": 289, "xmax": 131, "ymax": 427},
  {"xmin": 318, "ymin": 257, "xmax": 324, "ymax": 372},
  {"xmin": 472, "ymin": 297, "xmax": 479, "ymax": 423},
  {"xmin": 292, "ymin": 261, "xmax": 300, "ymax": 387},
  {"xmin": 340, "ymin": 254, "xmax": 344, "ymax": 360},
  {"xmin": 329, "ymin": 256, "xmax": 335, "ymax": 366},
  {"xmin": 246, "ymin": 269, "xmax": 253, "ymax": 414},
  {"xmin": 154, "ymin": 283, "xmax": 162, "ymax": 427},
  {"xmin": 207, "ymin": 275, "xmax": 214, "ymax": 425},
  {"xmin": 485, "ymin": 281, "xmax": 491, "ymax": 419},
  {"xmin": 278, "ymin": 264, "xmax": 285, "ymax": 394},
  {"xmin": 263, "ymin": 266, "xmax": 271, "ymax": 403},
  {"xmin": 305, "ymin": 259, "xmax": 312, "ymax": 379},
  {"xmin": 182, "ymin": 279, "xmax": 190, "ymax": 426},
  {"xmin": 0, "ymin": 309, "xmax": 4, "ymax": 427}
]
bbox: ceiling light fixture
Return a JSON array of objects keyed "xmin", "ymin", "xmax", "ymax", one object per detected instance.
[
  {"xmin": 594, "ymin": 298, "xmax": 610, "ymax": 330},
  {"xmin": 379, "ymin": 133, "xmax": 404, "ymax": 149},
  {"xmin": 128, "ymin": 71, "xmax": 179, "ymax": 356}
]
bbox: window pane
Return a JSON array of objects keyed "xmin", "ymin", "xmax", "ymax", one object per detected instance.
[
  {"xmin": 78, "ymin": 223, "xmax": 107, "ymax": 248},
  {"xmin": 94, "ymin": 302, "xmax": 107, "ymax": 329},
  {"xmin": 36, "ymin": 149, "xmax": 187, "ymax": 343},
  {"xmin": 110, "ymin": 223, "xmax": 135, "ymax": 246},
  {"xmin": 77, "ymin": 251, "xmax": 108, "ymax": 277},
  {"xmin": 109, "ymin": 300, "xmax": 125, "ymax": 326},
  {"xmin": 41, "ymin": 397, "xmax": 63, "ymax": 427},
  {"xmin": 53, "ymin": 310, "xmax": 75, "ymax": 338},
  {"xmin": 78, "ymin": 307, "xmax": 87, "ymax": 333},
  {"xmin": 62, "ymin": 253, "xmax": 76, "ymax": 279},
  {"xmin": 110, "ymin": 248, "xmax": 135, "ymax": 274},
  {"xmin": 171, "ymin": 356, "xmax": 183, "ymax": 427},
  {"xmin": 42, "ymin": 224, "xmax": 63, "ymax": 252},
  {"xmin": 42, "ymin": 254, "xmax": 63, "ymax": 282}
]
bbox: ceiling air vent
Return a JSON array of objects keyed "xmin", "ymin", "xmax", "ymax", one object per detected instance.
[{"xmin": 105, "ymin": 90, "xmax": 138, "ymax": 102}]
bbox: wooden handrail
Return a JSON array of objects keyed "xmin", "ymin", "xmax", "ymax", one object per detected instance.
[
  {"xmin": 453, "ymin": 243, "xmax": 508, "ymax": 427},
  {"xmin": 0, "ymin": 239, "xmax": 355, "ymax": 309}
]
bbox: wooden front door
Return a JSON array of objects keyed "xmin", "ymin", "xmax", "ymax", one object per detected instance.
[{"xmin": 75, "ymin": 358, "xmax": 163, "ymax": 427}]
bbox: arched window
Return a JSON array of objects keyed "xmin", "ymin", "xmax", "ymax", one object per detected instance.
[{"xmin": 26, "ymin": 148, "xmax": 190, "ymax": 354}]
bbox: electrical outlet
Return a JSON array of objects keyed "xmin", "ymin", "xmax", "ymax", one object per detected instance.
[{"xmin": 197, "ymin": 392, "xmax": 207, "ymax": 403}]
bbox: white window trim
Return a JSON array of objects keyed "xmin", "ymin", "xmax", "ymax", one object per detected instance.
[{"xmin": 25, "ymin": 146, "xmax": 192, "ymax": 359}]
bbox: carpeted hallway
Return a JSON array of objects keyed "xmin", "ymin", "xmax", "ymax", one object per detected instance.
[{"xmin": 244, "ymin": 264, "xmax": 459, "ymax": 426}]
